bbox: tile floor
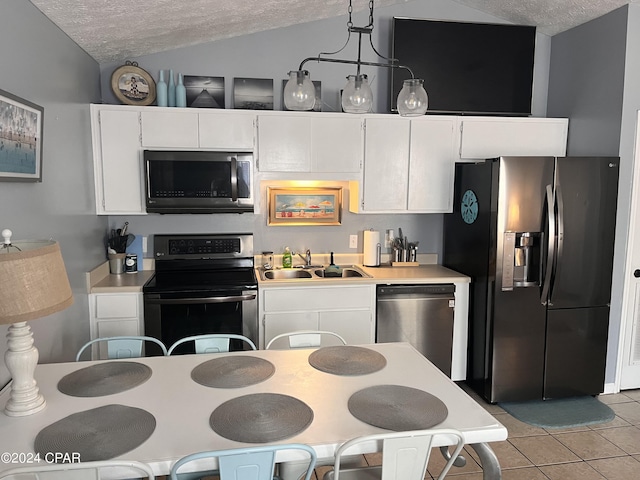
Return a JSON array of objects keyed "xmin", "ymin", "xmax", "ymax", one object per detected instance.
[{"xmin": 311, "ymin": 385, "xmax": 640, "ymax": 480}]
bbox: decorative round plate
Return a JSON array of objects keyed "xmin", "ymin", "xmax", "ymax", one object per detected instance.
[
  {"xmin": 348, "ymin": 385, "xmax": 448, "ymax": 431},
  {"xmin": 34, "ymin": 404, "xmax": 156, "ymax": 461},
  {"xmin": 210, "ymin": 393, "xmax": 313, "ymax": 443},
  {"xmin": 110, "ymin": 61, "xmax": 156, "ymax": 106},
  {"xmin": 308, "ymin": 345, "xmax": 387, "ymax": 376},
  {"xmin": 58, "ymin": 361, "xmax": 152, "ymax": 397},
  {"xmin": 191, "ymin": 356, "xmax": 275, "ymax": 388}
]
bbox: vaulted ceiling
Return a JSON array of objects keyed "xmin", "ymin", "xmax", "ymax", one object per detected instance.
[{"xmin": 29, "ymin": 0, "xmax": 638, "ymax": 63}]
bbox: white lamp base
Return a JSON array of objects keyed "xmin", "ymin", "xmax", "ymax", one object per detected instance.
[{"xmin": 4, "ymin": 321, "xmax": 46, "ymax": 416}]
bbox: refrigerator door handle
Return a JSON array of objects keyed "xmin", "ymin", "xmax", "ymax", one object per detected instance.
[
  {"xmin": 554, "ymin": 183, "xmax": 564, "ymax": 295},
  {"xmin": 541, "ymin": 184, "xmax": 555, "ymax": 305}
]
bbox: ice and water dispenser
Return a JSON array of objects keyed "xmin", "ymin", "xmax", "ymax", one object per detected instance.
[{"xmin": 502, "ymin": 232, "xmax": 542, "ymax": 291}]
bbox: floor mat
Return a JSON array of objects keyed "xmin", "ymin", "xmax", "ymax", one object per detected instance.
[{"xmin": 499, "ymin": 396, "xmax": 615, "ymax": 429}]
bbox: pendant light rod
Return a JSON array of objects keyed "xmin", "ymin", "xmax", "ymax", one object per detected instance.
[
  {"xmin": 297, "ymin": 55, "xmax": 415, "ymax": 79},
  {"xmin": 295, "ymin": 0, "xmax": 415, "ymax": 78}
]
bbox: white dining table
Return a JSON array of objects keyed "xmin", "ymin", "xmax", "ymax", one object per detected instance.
[{"xmin": 0, "ymin": 342, "xmax": 507, "ymax": 479}]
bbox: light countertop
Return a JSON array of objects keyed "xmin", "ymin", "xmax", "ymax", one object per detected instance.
[
  {"xmin": 87, "ymin": 254, "xmax": 470, "ymax": 293},
  {"xmin": 86, "ymin": 259, "xmax": 155, "ymax": 293}
]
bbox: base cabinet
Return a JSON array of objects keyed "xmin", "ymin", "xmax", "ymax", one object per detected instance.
[
  {"xmin": 259, "ymin": 285, "xmax": 375, "ymax": 348},
  {"xmin": 88, "ymin": 293, "xmax": 143, "ymax": 360}
]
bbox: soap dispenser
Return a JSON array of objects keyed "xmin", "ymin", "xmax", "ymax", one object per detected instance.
[{"xmin": 282, "ymin": 247, "xmax": 292, "ymax": 268}]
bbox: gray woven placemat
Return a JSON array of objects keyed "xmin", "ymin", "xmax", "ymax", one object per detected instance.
[
  {"xmin": 308, "ymin": 346, "xmax": 387, "ymax": 375},
  {"xmin": 348, "ymin": 385, "xmax": 448, "ymax": 431},
  {"xmin": 192, "ymin": 355, "xmax": 276, "ymax": 388},
  {"xmin": 34, "ymin": 404, "xmax": 156, "ymax": 461},
  {"xmin": 58, "ymin": 362, "xmax": 152, "ymax": 397},
  {"xmin": 210, "ymin": 393, "xmax": 313, "ymax": 443}
]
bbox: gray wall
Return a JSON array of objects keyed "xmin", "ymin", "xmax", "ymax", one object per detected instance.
[
  {"xmin": 0, "ymin": 0, "xmax": 105, "ymax": 384},
  {"xmin": 547, "ymin": 4, "xmax": 640, "ymax": 385},
  {"xmin": 99, "ymin": 0, "xmax": 551, "ymax": 115},
  {"xmin": 98, "ymin": 0, "xmax": 552, "ymax": 260}
]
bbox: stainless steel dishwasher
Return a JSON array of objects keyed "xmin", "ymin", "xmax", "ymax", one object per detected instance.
[{"xmin": 376, "ymin": 284, "xmax": 455, "ymax": 376}]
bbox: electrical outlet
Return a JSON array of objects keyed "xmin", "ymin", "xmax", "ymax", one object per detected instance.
[
  {"xmin": 142, "ymin": 236, "xmax": 148, "ymax": 253},
  {"xmin": 349, "ymin": 234, "xmax": 358, "ymax": 249}
]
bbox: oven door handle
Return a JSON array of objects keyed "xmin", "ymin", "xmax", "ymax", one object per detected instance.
[{"xmin": 146, "ymin": 294, "xmax": 256, "ymax": 305}]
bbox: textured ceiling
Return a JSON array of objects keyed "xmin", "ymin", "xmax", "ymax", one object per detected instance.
[{"xmin": 29, "ymin": 0, "xmax": 638, "ymax": 63}]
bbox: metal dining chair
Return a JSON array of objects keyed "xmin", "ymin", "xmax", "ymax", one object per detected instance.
[
  {"xmin": 167, "ymin": 333, "xmax": 257, "ymax": 355},
  {"xmin": 0, "ymin": 459, "xmax": 155, "ymax": 479},
  {"xmin": 265, "ymin": 330, "xmax": 347, "ymax": 350},
  {"xmin": 75, "ymin": 335, "xmax": 168, "ymax": 361},
  {"xmin": 169, "ymin": 443, "xmax": 317, "ymax": 480},
  {"xmin": 323, "ymin": 428, "xmax": 465, "ymax": 480}
]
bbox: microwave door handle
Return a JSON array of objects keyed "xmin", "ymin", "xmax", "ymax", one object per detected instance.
[
  {"xmin": 146, "ymin": 294, "xmax": 256, "ymax": 305},
  {"xmin": 230, "ymin": 156, "xmax": 238, "ymax": 201}
]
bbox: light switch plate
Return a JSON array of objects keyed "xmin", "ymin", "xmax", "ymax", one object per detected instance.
[{"xmin": 349, "ymin": 234, "xmax": 358, "ymax": 249}]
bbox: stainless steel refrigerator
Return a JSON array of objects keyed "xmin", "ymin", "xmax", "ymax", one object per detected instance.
[{"xmin": 443, "ymin": 156, "xmax": 619, "ymax": 403}]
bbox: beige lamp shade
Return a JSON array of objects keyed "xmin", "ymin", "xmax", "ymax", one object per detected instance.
[{"xmin": 0, "ymin": 240, "xmax": 74, "ymax": 324}]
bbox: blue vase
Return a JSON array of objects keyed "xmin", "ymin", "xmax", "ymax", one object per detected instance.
[
  {"xmin": 168, "ymin": 69, "xmax": 176, "ymax": 107},
  {"xmin": 176, "ymin": 73, "xmax": 187, "ymax": 108},
  {"xmin": 156, "ymin": 70, "xmax": 167, "ymax": 107}
]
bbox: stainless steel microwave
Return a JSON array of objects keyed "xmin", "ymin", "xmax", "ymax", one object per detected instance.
[{"xmin": 143, "ymin": 150, "xmax": 254, "ymax": 214}]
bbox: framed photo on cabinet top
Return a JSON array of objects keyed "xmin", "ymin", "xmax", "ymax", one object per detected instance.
[
  {"xmin": 234, "ymin": 78, "xmax": 274, "ymax": 110},
  {"xmin": 267, "ymin": 187, "xmax": 342, "ymax": 226},
  {"xmin": 0, "ymin": 88, "xmax": 43, "ymax": 182},
  {"xmin": 183, "ymin": 75, "xmax": 225, "ymax": 108}
]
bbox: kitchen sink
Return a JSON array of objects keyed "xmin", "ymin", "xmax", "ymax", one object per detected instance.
[
  {"xmin": 313, "ymin": 267, "xmax": 368, "ymax": 278},
  {"xmin": 260, "ymin": 265, "xmax": 370, "ymax": 280},
  {"xmin": 263, "ymin": 269, "xmax": 313, "ymax": 280}
]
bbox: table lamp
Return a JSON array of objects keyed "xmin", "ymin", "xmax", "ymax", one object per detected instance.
[{"xmin": 0, "ymin": 229, "xmax": 73, "ymax": 416}]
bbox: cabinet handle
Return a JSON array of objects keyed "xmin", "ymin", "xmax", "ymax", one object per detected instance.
[{"xmin": 634, "ymin": 269, "xmax": 640, "ymax": 278}]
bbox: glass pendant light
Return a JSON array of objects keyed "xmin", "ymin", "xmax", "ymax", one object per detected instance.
[
  {"xmin": 341, "ymin": 74, "xmax": 373, "ymax": 113},
  {"xmin": 283, "ymin": 70, "xmax": 316, "ymax": 111},
  {"xmin": 397, "ymin": 78, "xmax": 428, "ymax": 116}
]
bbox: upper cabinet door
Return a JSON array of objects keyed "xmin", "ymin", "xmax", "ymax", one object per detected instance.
[
  {"xmin": 408, "ymin": 116, "xmax": 457, "ymax": 212},
  {"xmin": 459, "ymin": 117, "xmax": 569, "ymax": 160},
  {"xmin": 199, "ymin": 112, "xmax": 254, "ymax": 150},
  {"xmin": 257, "ymin": 115, "xmax": 312, "ymax": 172},
  {"xmin": 140, "ymin": 110, "xmax": 199, "ymax": 148},
  {"xmin": 311, "ymin": 116, "xmax": 363, "ymax": 173},
  {"xmin": 94, "ymin": 108, "xmax": 145, "ymax": 214},
  {"xmin": 362, "ymin": 117, "xmax": 411, "ymax": 211}
]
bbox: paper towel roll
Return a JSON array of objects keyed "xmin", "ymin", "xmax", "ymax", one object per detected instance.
[{"xmin": 363, "ymin": 230, "xmax": 380, "ymax": 266}]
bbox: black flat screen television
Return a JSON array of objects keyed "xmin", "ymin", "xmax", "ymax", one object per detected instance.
[{"xmin": 390, "ymin": 18, "xmax": 536, "ymax": 115}]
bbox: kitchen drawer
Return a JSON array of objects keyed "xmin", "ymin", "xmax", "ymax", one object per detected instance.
[
  {"xmin": 94, "ymin": 294, "xmax": 139, "ymax": 318},
  {"xmin": 263, "ymin": 285, "xmax": 373, "ymax": 312}
]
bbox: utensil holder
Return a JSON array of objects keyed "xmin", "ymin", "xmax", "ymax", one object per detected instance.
[{"xmin": 108, "ymin": 253, "xmax": 126, "ymax": 274}]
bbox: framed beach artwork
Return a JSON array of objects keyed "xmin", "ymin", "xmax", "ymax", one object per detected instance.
[
  {"xmin": 267, "ymin": 187, "xmax": 342, "ymax": 226},
  {"xmin": 0, "ymin": 89, "xmax": 43, "ymax": 182}
]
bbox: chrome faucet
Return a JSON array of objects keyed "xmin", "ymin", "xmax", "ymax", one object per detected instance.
[{"xmin": 297, "ymin": 249, "xmax": 312, "ymax": 267}]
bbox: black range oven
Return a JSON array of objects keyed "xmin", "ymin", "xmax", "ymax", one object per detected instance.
[{"xmin": 143, "ymin": 233, "xmax": 257, "ymax": 355}]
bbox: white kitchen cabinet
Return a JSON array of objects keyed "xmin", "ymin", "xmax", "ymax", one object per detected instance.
[
  {"xmin": 259, "ymin": 284, "xmax": 375, "ymax": 348},
  {"xmin": 198, "ymin": 112, "xmax": 254, "ymax": 150},
  {"xmin": 350, "ymin": 115, "xmax": 457, "ymax": 213},
  {"xmin": 257, "ymin": 115, "xmax": 311, "ymax": 171},
  {"xmin": 141, "ymin": 110, "xmax": 199, "ymax": 148},
  {"xmin": 458, "ymin": 116, "xmax": 568, "ymax": 160},
  {"xmin": 91, "ymin": 105, "xmax": 145, "ymax": 215},
  {"xmin": 257, "ymin": 113, "xmax": 362, "ymax": 173},
  {"xmin": 88, "ymin": 293, "xmax": 143, "ymax": 360}
]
